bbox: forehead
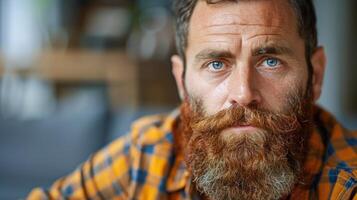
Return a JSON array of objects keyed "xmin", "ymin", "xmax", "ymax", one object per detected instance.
[{"xmin": 188, "ymin": 0, "xmax": 299, "ymax": 47}]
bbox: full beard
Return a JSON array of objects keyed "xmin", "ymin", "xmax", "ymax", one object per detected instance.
[{"xmin": 174, "ymin": 89, "xmax": 313, "ymax": 200}]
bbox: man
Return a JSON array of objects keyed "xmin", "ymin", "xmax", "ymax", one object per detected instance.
[{"xmin": 28, "ymin": 0, "xmax": 357, "ymax": 199}]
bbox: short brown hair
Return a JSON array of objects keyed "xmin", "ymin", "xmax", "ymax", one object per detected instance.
[{"xmin": 173, "ymin": 0, "xmax": 318, "ymax": 60}]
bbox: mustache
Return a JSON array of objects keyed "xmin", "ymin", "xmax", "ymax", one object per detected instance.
[{"xmin": 190, "ymin": 99, "xmax": 309, "ymax": 135}]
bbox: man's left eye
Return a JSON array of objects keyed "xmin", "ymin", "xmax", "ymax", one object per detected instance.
[{"xmin": 262, "ymin": 58, "xmax": 281, "ymax": 68}]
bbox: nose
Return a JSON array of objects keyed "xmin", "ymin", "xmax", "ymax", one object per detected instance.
[{"xmin": 227, "ymin": 66, "xmax": 261, "ymax": 107}]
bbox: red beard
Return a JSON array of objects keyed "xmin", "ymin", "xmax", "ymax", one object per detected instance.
[{"xmin": 173, "ymin": 92, "xmax": 313, "ymax": 200}]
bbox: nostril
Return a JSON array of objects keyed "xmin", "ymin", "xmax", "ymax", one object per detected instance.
[
  {"xmin": 230, "ymin": 99, "xmax": 259, "ymax": 109},
  {"xmin": 229, "ymin": 99, "xmax": 238, "ymax": 105}
]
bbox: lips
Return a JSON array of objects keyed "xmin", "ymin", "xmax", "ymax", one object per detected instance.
[
  {"xmin": 223, "ymin": 124, "xmax": 260, "ymax": 135},
  {"xmin": 232, "ymin": 121, "xmax": 253, "ymax": 128},
  {"xmin": 235, "ymin": 124, "xmax": 252, "ymax": 128}
]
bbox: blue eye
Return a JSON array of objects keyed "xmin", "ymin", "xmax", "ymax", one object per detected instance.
[
  {"xmin": 263, "ymin": 58, "xmax": 280, "ymax": 68},
  {"xmin": 208, "ymin": 61, "xmax": 225, "ymax": 71}
]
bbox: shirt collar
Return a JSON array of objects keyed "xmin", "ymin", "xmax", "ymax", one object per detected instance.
[
  {"xmin": 166, "ymin": 153, "xmax": 191, "ymax": 192},
  {"xmin": 164, "ymin": 108, "xmax": 191, "ymax": 193}
]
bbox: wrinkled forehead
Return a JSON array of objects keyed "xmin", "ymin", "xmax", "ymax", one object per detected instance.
[{"xmin": 188, "ymin": 0, "xmax": 299, "ymax": 43}]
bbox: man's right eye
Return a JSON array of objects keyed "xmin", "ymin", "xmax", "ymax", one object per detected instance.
[{"xmin": 207, "ymin": 61, "xmax": 226, "ymax": 72}]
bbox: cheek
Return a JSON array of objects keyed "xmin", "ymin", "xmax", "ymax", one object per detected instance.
[
  {"xmin": 260, "ymin": 84, "xmax": 287, "ymax": 111},
  {"xmin": 185, "ymin": 72, "xmax": 229, "ymax": 114},
  {"xmin": 258, "ymin": 76, "xmax": 304, "ymax": 112},
  {"xmin": 204, "ymin": 82, "xmax": 229, "ymax": 114}
]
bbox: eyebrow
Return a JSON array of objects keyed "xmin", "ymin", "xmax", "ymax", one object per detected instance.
[
  {"xmin": 251, "ymin": 44, "xmax": 294, "ymax": 57},
  {"xmin": 194, "ymin": 49, "xmax": 235, "ymax": 63},
  {"xmin": 194, "ymin": 43, "xmax": 294, "ymax": 64}
]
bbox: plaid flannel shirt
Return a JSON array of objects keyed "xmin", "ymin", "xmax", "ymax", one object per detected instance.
[{"xmin": 27, "ymin": 106, "xmax": 357, "ymax": 200}]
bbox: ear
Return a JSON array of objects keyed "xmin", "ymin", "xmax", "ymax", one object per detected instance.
[
  {"xmin": 311, "ymin": 47, "xmax": 326, "ymax": 102},
  {"xmin": 171, "ymin": 55, "xmax": 185, "ymax": 100}
]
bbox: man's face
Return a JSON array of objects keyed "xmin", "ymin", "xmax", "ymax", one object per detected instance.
[
  {"xmin": 184, "ymin": 0, "xmax": 308, "ymax": 114},
  {"xmin": 171, "ymin": 0, "xmax": 326, "ymax": 199}
]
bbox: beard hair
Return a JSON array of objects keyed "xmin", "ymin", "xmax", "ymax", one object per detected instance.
[{"xmin": 174, "ymin": 89, "xmax": 313, "ymax": 200}]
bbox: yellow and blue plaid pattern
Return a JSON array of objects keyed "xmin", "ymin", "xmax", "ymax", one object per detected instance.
[{"xmin": 27, "ymin": 106, "xmax": 357, "ymax": 199}]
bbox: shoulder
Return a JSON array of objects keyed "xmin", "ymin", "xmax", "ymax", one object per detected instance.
[
  {"xmin": 324, "ymin": 124, "xmax": 357, "ymax": 173},
  {"xmin": 313, "ymin": 106, "xmax": 356, "ymax": 170},
  {"xmin": 107, "ymin": 109, "xmax": 178, "ymax": 153},
  {"xmin": 114, "ymin": 111, "xmax": 178, "ymax": 197},
  {"xmin": 26, "ymin": 111, "xmax": 179, "ymax": 199},
  {"xmin": 314, "ymin": 107, "xmax": 357, "ymax": 199},
  {"xmin": 79, "ymin": 111, "xmax": 178, "ymax": 198},
  {"xmin": 130, "ymin": 113, "xmax": 175, "ymax": 145},
  {"xmin": 101, "ymin": 110, "xmax": 178, "ymax": 168}
]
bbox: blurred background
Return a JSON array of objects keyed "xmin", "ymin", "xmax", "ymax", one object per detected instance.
[{"xmin": 0, "ymin": 0, "xmax": 355, "ymax": 199}]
